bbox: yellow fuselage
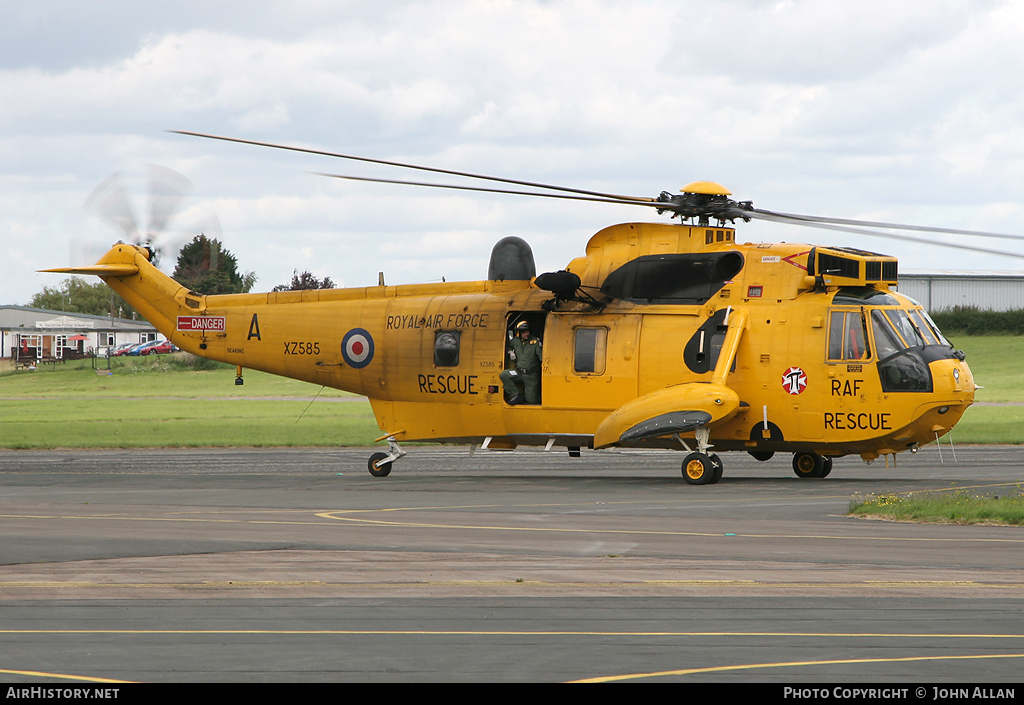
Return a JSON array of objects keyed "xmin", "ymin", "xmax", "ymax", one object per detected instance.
[{"xmin": 68, "ymin": 221, "xmax": 974, "ymax": 461}]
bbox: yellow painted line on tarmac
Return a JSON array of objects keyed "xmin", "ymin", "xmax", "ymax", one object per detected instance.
[
  {"xmin": 0, "ymin": 494, "xmax": 815, "ymax": 521},
  {"xmin": 0, "ymin": 495, "xmax": 777, "ymax": 523},
  {"xmin": 0, "ymin": 509, "xmax": 1021, "ymax": 544},
  {"xmin": 2, "ymin": 497, "xmax": 1022, "ymax": 544},
  {"xmin": 0, "ymin": 513, "xmax": 324, "ymax": 526},
  {"xmin": 315, "ymin": 511, "xmax": 1024, "ymax": 543},
  {"xmin": 3, "ymin": 628, "xmax": 1024, "ymax": 638},
  {"xmin": 0, "ymin": 581, "xmax": 329, "ymax": 589},
  {"xmin": 0, "ymin": 668, "xmax": 130, "ymax": 683},
  {"xmin": 2, "ymin": 580, "xmax": 1023, "ymax": 591},
  {"xmin": 906, "ymin": 481, "xmax": 1024, "ymax": 495},
  {"xmin": 570, "ymin": 652, "xmax": 1024, "ymax": 683}
]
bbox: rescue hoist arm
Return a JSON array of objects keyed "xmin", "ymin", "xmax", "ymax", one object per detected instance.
[{"xmin": 593, "ymin": 308, "xmax": 748, "ymax": 449}]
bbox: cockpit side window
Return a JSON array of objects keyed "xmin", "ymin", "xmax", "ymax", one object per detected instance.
[
  {"xmin": 828, "ymin": 312, "xmax": 844, "ymax": 360},
  {"xmin": 884, "ymin": 310, "xmax": 926, "ymax": 348},
  {"xmin": 871, "ymin": 310, "xmax": 904, "ymax": 360},
  {"xmin": 828, "ymin": 311, "xmax": 871, "ymax": 361},
  {"xmin": 845, "ymin": 311, "xmax": 869, "ymax": 360},
  {"xmin": 917, "ymin": 309, "xmax": 952, "ymax": 347},
  {"xmin": 908, "ymin": 310, "xmax": 938, "ymax": 345}
]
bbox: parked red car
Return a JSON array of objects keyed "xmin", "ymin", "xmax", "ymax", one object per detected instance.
[{"xmin": 140, "ymin": 340, "xmax": 178, "ymax": 355}]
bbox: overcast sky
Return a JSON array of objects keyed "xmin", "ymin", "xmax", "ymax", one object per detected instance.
[{"xmin": 3, "ymin": 0, "xmax": 1023, "ymax": 305}]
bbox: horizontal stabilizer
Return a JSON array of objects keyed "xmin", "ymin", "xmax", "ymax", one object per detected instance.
[
  {"xmin": 40, "ymin": 264, "xmax": 140, "ymax": 277},
  {"xmin": 619, "ymin": 410, "xmax": 712, "ymax": 443}
]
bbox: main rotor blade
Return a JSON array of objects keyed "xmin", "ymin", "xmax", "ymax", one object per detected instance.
[
  {"xmin": 744, "ymin": 209, "xmax": 1024, "ymax": 261},
  {"xmin": 169, "ymin": 130, "xmax": 654, "ymax": 203},
  {"xmin": 755, "ymin": 208, "xmax": 1024, "ymax": 243},
  {"xmin": 312, "ymin": 172, "xmax": 668, "ymax": 209}
]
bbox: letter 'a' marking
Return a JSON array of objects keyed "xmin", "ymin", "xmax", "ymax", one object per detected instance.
[{"xmin": 248, "ymin": 314, "xmax": 262, "ymax": 341}]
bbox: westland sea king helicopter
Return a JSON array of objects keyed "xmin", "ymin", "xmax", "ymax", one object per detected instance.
[{"xmin": 47, "ymin": 131, "xmax": 1022, "ymax": 484}]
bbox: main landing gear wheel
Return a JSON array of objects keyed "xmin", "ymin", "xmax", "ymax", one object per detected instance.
[
  {"xmin": 682, "ymin": 452, "xmax": 721, "ymax": 485},
  {"xmin": 709, "ymin": 453, "xmax": 723, "ymax": 484},
  {"xmin": 368, "ymin": 452, "xmax": 392, "ymax": 477},
  {"xmin": 819, "ymin": 456, "xmax": 833, "ymax": 478},
  {"xmin": 792, "ymin": 452, "xmax": 828, "ymax": 478}
]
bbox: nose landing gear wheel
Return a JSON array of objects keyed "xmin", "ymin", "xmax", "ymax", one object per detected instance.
[
  {"xmin": 792, "ymin": 452, "xmax": 827, "ymax": 478},
  {"xmin": 368, "ymin": 452, "xmax": 392, "ymax": 477},
  {"xmin": 682, "ymin": 452, "xmax": 718, "ymax": 485}
]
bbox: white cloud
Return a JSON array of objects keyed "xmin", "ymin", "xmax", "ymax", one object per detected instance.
[{"xmin": 2, "ymin": 0, "xmax": 1024, "ymax": 307}]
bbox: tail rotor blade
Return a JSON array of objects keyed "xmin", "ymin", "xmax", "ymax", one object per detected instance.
[
  {"xmin": 84, "ymin": 174, "xmax": 139, "ymax": 242},
  {"xmin": 146, "ymin": 164, "xmax": 194, "ymax": 237}
]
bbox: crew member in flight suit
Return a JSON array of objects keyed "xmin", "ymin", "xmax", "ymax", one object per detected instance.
[{"xmin": 500, "ymin": 320, "xmax": 542, "ymax": 405}]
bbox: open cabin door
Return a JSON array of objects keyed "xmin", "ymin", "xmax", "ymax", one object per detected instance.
[{"xmin": 541, "ymin": 313, "xmax": 640, "ymax": 410}]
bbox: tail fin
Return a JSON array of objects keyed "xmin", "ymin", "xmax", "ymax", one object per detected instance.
[{"xmin": 42, "ymin": 243, "xmax": 188, "ymax": 340}]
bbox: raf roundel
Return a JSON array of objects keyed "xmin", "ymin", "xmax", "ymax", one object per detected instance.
[{"xmin": 341, "ymin": 328, "xmax": 375, "ymax": 369}]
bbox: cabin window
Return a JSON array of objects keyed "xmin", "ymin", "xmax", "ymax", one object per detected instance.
[
  {"xmin": 434, "ymin": 330, "xmax": 460, "ymax": 367},
  {"xmin": 828, "ymin": 311, "xmax": 871, "ymax": 361},
  {"xmin": 574, "ymin": 327, "xmax": 607, "ymax": 374}
]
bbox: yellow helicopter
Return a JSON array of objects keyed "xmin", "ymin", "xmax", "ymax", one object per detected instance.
[{"xmin": 48, "ymin": 131, "xmax": 1019, "ymax": 484}]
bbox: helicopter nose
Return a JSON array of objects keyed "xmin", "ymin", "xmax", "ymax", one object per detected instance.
[{"xmin": 929, "ymin": 358, "xmax": 974, "ymax": 397}]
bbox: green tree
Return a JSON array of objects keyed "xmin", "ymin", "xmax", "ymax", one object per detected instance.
[
  {"xmin": 273, "ymin": 270, "xmax": 335, "ymax": 292},
  {"xmin": 172, "ymin": 234, "xmax": 257, "ymax": 295},
  {"xmin": 28, "ymin": 278, "xmax": 138, "ymax": 319}
]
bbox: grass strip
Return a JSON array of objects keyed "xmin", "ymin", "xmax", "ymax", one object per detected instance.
[
  {"xmin": 0, "ymin": 355, "xmax": 354, "ymax": 399},
  {"xmin": 849, "ymin": 488, "xmax": 1024, "ymax": 526},
  {"xmin": 0, "ymin": 398, "xmax": 380, "ymax": 449},
  {"xmin": 0, "ymin": 355, "xmax": 380, "ymax": 448},
  {"xmin": 950, "ymin": 336, "xmax": 1024, "ymax": 403},
  {"xmin": 944, "ymin": 405, "xmax": 1024, "ymax": 445}
]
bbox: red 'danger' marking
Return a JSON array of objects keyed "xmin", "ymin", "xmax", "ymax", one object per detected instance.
[{"xmin": 177, "ymin": 316, "xmax": 226, "ymax": 332}]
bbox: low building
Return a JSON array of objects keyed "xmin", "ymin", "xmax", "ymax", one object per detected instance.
[
  {"xmin": 0, "ymin": 305, "xmax": 157, "ymax": 361},
  {"xmin": 895, "ymin": 271, "xmax": 1024, "ymax": 312}
]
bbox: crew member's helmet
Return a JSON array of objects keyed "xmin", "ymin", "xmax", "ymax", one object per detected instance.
[{"xmin": 515, "ymin": 321, "xmax": 530, "ymax": 334}]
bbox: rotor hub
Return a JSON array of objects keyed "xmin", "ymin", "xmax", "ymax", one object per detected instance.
[{"xmin": 656, "ymin": 185, "xmax": 754, "ymax": 226}]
